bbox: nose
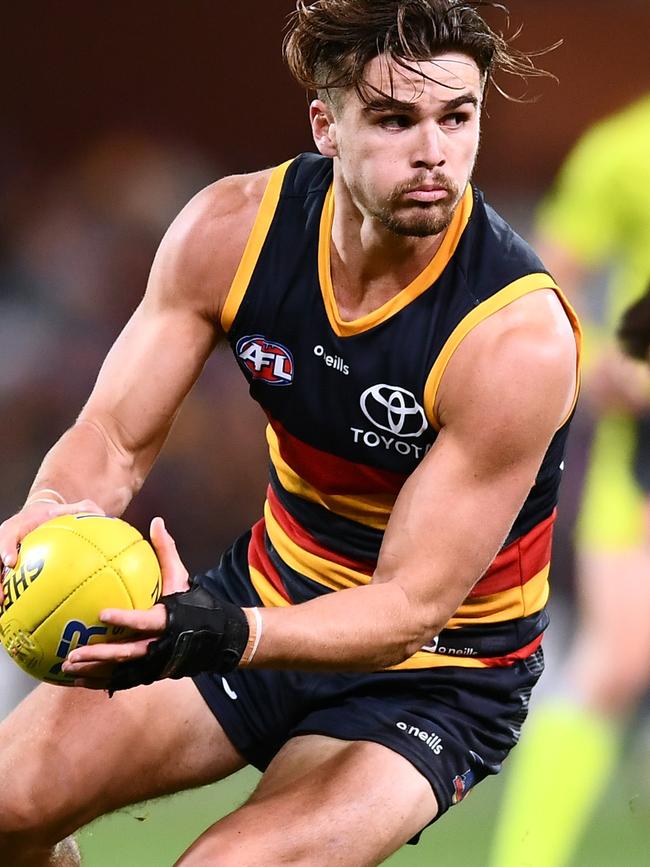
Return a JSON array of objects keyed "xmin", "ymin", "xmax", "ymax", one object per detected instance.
[{"xmin": 412, "ymin": 121, "xmax": 445, "ymax": 170}]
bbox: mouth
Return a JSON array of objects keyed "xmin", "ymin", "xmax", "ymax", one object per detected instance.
[{"xmin": 402, "ymin": 186, "xmax": 450, "ymax": 203}]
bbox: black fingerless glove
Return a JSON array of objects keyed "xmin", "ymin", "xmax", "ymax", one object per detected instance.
[{"xmin": 108, "ymin": 585, "xmax": 249, "ymax": 694}]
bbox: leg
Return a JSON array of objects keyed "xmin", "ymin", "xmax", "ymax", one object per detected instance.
[
  {"xmin": 0, "ymin": 678, "xmax": 246, "ymax": 867},
  {"xmin": 489, "ymin": 416, "xmax": 650, "ymax": 867},
  {"xmin": 567, "ymin": 547, "xmax": 650, "ymax": 711},
  {"xmin": 489, "ymin": 549, "xmax": 650, "ymax": 867},
  {"xmin": 176, "ymin": 734, "xmax": 438, "ymax": 866}
]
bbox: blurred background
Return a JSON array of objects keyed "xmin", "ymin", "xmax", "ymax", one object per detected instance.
[{"xmin": 1, "ymin": 2, "xmax": 649, "ymax": 865}]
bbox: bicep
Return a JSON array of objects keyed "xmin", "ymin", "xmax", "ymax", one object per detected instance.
[{"xmin": 374, "ymin": 293, "xmax": 577, "ymax": 625}]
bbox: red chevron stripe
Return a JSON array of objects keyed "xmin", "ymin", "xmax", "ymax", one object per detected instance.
[
  {"xmin": 267, "ymin": 486, "xmax": 375, "ymax": 575},
  {"xmin": 470, "ymin": 511, "xmax": 556, "ymax": 598},
  {"xmin": 248, "ymin": 518, "xmax": 291, "ymax": 602},
  {"xmin": 268, "ymin": 416, "xmax": 407, "ymax": 496},
  {"xmin": 479, "ymin": 632, "xmax": 544, "ymax": 667}
]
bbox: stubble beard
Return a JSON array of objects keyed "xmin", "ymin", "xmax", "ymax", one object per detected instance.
[{"xmin": 373, "ymin": 174, "xmax": 464, "ymax": 238}]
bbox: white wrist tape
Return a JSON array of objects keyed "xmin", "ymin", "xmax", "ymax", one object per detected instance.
[{"xmin": 25, "ymin": 488, "xmax": 66, "ymax": 507}]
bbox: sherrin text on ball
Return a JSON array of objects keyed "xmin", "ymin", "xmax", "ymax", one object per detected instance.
[{"xmin": 0, "ymin": 514, "xmax": 161, "ymax": 685}]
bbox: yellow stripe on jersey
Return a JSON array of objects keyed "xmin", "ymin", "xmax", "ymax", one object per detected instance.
[
  {"xmin": 249, "ymin": 565, "xmax": 291, "ymax": 609},
  {"xmin": 249, "ymin": 563, "xmax": 492, "ymax": 670},
  {"xmin": 264, "ymin": 500, "xmax": 371, "ymax": 592},
  {"xmin": 249, "ymin": 544, "xmax": 547, "ymax": 671},
  {"xmin": 389, "ymin": 652, "xmax": 489, "ymax": 671},
  {"xmin": 266, "ymin": 425, "xmax": 395, "ymax": 529},
  {"xmin": 318, "ymin": 184, "xmax": 474, "ymax": 337},
  {"xmin": 220, "ymin": 159, "xmax": 293, "ymax": 333},
  {"xmin": 446, "ymin": 565, "xmax": 550, "ymax": 627},
  {"xmin": 555, "ymin": 284, "xmax": 583, "ymax": 426},
  {"xmin": 423, "ymin": 274, "xmax": 582, "ymax": 430}
]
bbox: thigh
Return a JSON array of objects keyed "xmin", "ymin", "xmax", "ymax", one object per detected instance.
[
  {"xmin": 176, "ymin": 658, "xmax": 543, "ymax": 866},
  {"xmin": 177, "ymin": 733, "xmax": 438, "ymax": 867},
  {"xmin": 0, "ymin": 677, "xmax": 246, "ymax": 838}
]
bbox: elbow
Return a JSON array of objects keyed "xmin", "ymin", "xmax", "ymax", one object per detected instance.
[
  {"xmin": 386, "ymin": 587, "xmax": 445, "ymax": 666},
  {"xmin": 400, "ymin": 623, "xmax": 441, "ymax": 663},
  {"xmin": 376, "ymin": 627, "xmax": 439, "ymax": 669}
]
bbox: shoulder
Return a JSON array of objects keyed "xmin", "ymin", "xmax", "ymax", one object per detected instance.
[
  {"xmin": 463, "ymin": 189, "xmax": 546, "ymax": 282},
  {"xmin": 145, "ymin": 167, "xmax": 275, "ymax": 322},
  {"xmin": 436, "ymin": 289, "xmax": 578, "ymax": 449}
]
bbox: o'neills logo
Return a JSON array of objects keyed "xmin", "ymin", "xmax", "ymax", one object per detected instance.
[
  {"xmin": 421, "ymin": 636, "xmax": 478, "ymax": 657},
  {"xmin": 313, "ymin": 344, "xmax": 349, "ymax": 375},
  {"xmin": 396, "ymin": 721, "xmax": 444, "ymax": 754}
]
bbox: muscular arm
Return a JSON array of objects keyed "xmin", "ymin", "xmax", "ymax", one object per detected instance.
[
  {"xmin": 66, "ymin": 290, "xmax": 578, "ymax": 683},
  {"xmin": 254, "ymin": 289, "xmax": 578, "ymax": 670},
  {"xmin": 24, "ymin": 172, "xmax": 270, "ymax": 516},
  {"xmin": 0, "ymin": 169, "xmax": 270, "ymax": 576}
]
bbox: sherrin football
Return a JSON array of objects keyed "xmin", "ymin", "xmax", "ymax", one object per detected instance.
[{"xmin": 0, "ymin": 514, "xmax": 162, "ymax": 685}]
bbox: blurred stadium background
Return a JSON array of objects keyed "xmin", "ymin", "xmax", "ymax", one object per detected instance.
[{"xmin": 1, "ymin": 2, "xmax": 649, "ymax": 864}]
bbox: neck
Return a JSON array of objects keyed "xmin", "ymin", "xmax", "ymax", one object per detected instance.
[{"xmin": 328, "ymin": 173, "xmax": 452, "ymax": 318}]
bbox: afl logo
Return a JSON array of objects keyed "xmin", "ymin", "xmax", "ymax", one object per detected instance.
[
  {"xmin": 236, "ymin": 335, "xmax": 294, "ymax": 386},
  {"xmin": 360, "ymin": 384, "xmax": 427, "ymax": 437}
]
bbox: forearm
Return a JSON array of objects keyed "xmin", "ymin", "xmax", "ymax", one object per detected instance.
[
  {"xmin": 245, "ymin": 580, "xmax": 437, "ymax": 672},
  {"xmin": 29, "ymin": 418, "xmax": 147, "ymax": 516}
]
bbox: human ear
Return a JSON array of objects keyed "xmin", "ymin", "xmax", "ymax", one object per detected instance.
[{"xmin": 309, "ymin": 99, "xmax": 338, "ymax": 157}]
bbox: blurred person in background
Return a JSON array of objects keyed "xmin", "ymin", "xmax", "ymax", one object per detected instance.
[{"xmin": 489, "ymin": 92, "xmax": 650, "ymax": 867}]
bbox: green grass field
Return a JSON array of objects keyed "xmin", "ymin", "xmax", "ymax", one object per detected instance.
[{"xmin": 79, "ymin": 748, "xmax": 650, "ymax": 866}]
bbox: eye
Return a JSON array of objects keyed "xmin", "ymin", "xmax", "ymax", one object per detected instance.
[
  {"xmin": 441, "ymin": 112, "xmax": 471, "ymax": 129},
  {"xmin": 379, "ymin": 114, "xmax": 412, "ymax": 130}
]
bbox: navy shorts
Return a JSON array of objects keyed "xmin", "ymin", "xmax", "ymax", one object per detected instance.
[{"xmin": 193, "ymin": 534, "xmax": 544, "ymax": 834}]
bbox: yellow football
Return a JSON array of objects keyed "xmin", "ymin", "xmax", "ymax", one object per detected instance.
[{"xmin": 0, "ymin": 513, "xmax": 161, "ymax": 685}]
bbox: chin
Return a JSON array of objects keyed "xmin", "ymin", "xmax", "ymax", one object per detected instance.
[{"xmin": 382, "ymin": 210, "xmax": 455, "ymax": 238}]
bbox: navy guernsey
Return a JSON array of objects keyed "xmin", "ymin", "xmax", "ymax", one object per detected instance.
[{"xmin": 219, "ymin": 153, "xmax": 581, "ymax": 671}]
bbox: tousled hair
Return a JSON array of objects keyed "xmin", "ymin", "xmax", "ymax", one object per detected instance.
[{"xmin": 284, "ymin": 0, "xmax": 557, "ymax": 109}]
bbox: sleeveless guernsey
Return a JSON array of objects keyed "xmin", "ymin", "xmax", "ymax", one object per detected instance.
[{"xmin": 220, "ymin": 153, "xmax": 581, "ymax": 671}]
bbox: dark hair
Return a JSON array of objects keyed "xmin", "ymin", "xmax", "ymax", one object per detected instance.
[
  {"xmin": 618, "ymin": 285, "xmax": 650, "ymax": 362},
  {"xmin": 284, "ymin": 0, "xmax": 556, "ymax": 108}
]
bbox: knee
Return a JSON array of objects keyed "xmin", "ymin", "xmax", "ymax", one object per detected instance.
[
  {"xmin": 567, "ymin": 638, "xmax": 648, "ymax": 714},
  {"xmin": 569, "ymin": 649, "xmax": 647, "ymax": 714},
  {"xmin": 0, "ymin": 779, "xmax": 72, "ymax": 850},
  {"xmin": 594, "ymin": 667, "xmax": 648, "ymax": 714}
]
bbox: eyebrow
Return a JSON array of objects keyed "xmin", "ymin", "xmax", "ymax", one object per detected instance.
[
  {"xmin": 362, "ymin": 92, "xmax": 479, "ymax": 114},
  {"xmin": 440, "ymin": 94, "xmax": 479, "ymax": 111}
]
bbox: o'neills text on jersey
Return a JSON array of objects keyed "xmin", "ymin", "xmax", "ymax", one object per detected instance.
[{"xmin": 313, "ymin": 344, "xmax": 349, "ymax": 375}]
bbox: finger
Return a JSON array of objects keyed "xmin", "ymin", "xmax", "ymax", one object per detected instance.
[
  {"xmin": 65, "ymin": 637, "xmax": 156, "ymax": 667},
  {"xmin": 64, "ymin": 660, "xmax": 116, "ymax": 679},
  {"xmin": 0, "ymin": 533, "xmax": 19, "ymax": 570},
  {"xmin": 0, "ymin": 565, "xmax": 9, "ymax": 604},
  {"xmin": 99, "ymin": 604, "xmax": 167, "ymax": 632},
  {"xmin": 1, "ymin": 500, "xmax": 105, "ymax": 573},
  {"xmin": 149, "ymin": 517, "xmax": 190, "ymax": 594}
]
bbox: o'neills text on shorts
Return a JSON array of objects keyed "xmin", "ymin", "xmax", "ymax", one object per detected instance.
[{"xmin": 396, "ymin": 721, "xmax": 443, "ymax": 754}]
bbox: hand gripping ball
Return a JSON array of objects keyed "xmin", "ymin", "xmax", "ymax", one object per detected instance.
[{"xmin": 0, "ymin": 514, "xmax": 162, "ymax": 685}]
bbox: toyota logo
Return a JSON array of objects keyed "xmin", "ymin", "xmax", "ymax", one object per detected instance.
[{"xmin": 360, "ymin": 384, "xmax": 428, "ymax": 437}]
